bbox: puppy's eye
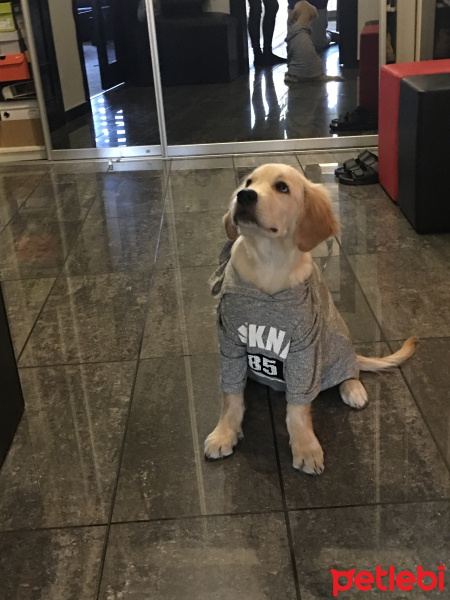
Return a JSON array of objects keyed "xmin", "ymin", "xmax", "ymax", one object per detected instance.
[
  {"xmin": 276, "ymin": 181, "xmax": 289, "ymax": 193},
  {"xmin": 245, "ymin": 179, "xmax": 252, "ymax": 187}
]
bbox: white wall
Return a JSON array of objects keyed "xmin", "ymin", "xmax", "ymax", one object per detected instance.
[
  {"xmin": 47, "ymin": 0, "xmax": 86, "ymax": 112},
  {"xmin": 204, "ymin": 0, "xmax": 230, "ymax": 13},
  {"xmin": 358, "ymin": 0, "xmax": 379, "ymax": 55}
]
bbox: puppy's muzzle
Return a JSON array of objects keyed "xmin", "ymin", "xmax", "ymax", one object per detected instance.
[{"xmin": 234, "ymin": 189, "xmax": 259, "ymax": 226}]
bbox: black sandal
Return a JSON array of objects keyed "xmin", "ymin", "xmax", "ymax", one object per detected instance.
[
  {"xmin": 330, "ymin": 107, "xmax": 378, "ymax": 132},
  {"xmin": 338, "ymin": 161, "xmax": 379, "ymax": 186},
  {"xmin": 334, "ymin": 150, "xmax": 378, "ymax": 177}
]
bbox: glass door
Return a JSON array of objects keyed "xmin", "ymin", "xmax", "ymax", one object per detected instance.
[{"xmin": 27, "ymin": 0, "xmax": 160, "ymax": 155}]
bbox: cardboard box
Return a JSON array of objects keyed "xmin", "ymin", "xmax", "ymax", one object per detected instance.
[
  {"xmin": 0, "ymin": 53, "xmax": 29, "ymax": 82},
  {"xmin": 0, "ymin": 100, "xmax": 44, "ymax": 147},
  {"xmin": 0, "ymin": 30, "xmax": 20, "ymax": 54},
  {"xmin": 0, "ymin": 3, "xmax": 15, "ymax": 33}
]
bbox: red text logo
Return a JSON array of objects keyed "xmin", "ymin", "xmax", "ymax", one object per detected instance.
[{"xmin": 331, "ymin": 564, "xmax": 446, "ymax": 597}]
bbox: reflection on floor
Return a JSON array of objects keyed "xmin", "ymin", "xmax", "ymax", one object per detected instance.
[
  {"xmin": 2, "ymin": 152, "xmax": 449, "ymax": 598},
  {"xmin": 51, "ymin": 41, "xmax": 362, "ymax": 150}
]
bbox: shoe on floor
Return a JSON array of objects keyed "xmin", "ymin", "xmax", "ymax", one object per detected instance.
[
  {"xmin": 330, "ymin": 106, "xmax": 378, "ymax": 132},
  {"xmin": 338, "ymin": 161, "xmax": 379, "ymax": 185},
  {"xmin": 255, "ymin": 51, "xmax": 287, "ymax": 66},
  {"xmin": 334, "ymin": 150, "xmax": 378, "ymax": 177}
]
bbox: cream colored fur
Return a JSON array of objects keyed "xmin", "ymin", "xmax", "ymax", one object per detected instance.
[{"xmin": 204, "ymin": 164, "xmax": 417, "ymax": 474}]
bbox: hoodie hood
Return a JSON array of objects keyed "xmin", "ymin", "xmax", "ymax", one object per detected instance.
[{"xmin": 209, "ymin": 240, "xmax": 311, "ymax": 303}]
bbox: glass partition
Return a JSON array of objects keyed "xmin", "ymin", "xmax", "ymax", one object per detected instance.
[
  {"xmin": 26, "ymin": 0, "xmax": 390, "ymax": 157},
  {"xmin": 28, "ymin": 0, "xmax": 160, "ymax": 152}
]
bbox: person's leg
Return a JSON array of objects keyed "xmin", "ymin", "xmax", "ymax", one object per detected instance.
[
  {"xmin": 260, "ymin": 0, "xmax": 287, "ymax": 64},
  {"xmin": 247, "ymin": 0, "xmax": 263, "ymax": 62},
  {"xmin": 310, "ymin": 8, "xmax": 330, "ymax": 51}
]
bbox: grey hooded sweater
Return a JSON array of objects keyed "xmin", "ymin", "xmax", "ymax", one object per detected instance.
[
  {"xmin": 285, "ymin": 24, "xmax": 324, "ymax": 80},
  {"xmin": 209, "ymin": 242, "xmax": 359, "ymax": 405}
]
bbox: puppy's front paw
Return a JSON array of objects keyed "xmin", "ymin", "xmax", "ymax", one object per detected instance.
[
  {"xmin": 204, "ymin": 427, "xmax": 242, "ymax": 460},
  {"xmin": 340, "ymin": 379, "xmax": 368, "ymax": 410},
  {"xmin": 292, "ymin": 440, "xmax": 324, "ymax": 475}
]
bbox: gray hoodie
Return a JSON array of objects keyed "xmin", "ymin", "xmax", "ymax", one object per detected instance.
[
  {"xmin": 286, "ymin": 24, "xmax": 325, "ymax": 80},
  {"xmin": 209, "ymin": 242, "xmax": 359, "ymax": 404}
]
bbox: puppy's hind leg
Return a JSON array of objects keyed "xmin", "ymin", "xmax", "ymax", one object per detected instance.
[
  {"xmin": 204, "ymin": 392, "xmax": 245, "ymax": 459},
  {"xmin": 339, "ymin": 378, "xmax": 368, "ymax": 410},
  {"xmin": 287, "ymin": 403, "xmax": 324, "ymax": 475}
]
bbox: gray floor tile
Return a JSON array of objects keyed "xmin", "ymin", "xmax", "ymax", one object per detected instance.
[
  {"xmin": 171, "ymin": 157, "xmax": 234, "ymax": 170},
  {"xmin": 88, "ymin": 173, "xmax": 165, "ymax": 219},
  {"xmin": 100, "ymin": 514, "xmax": 296, "ymax": 600},
  {"xmin": 113, "ymin": 357, "xmax": 282, "ymax": 520},
  {"xmin": 63, "ymin": 214, "xmax": 161, "ymax": 276},
  {"xmin": 19, "ymin": 180, "xmax": 99, "ymax": 222},
  {"xmin": 19, "ymin": 273, "xmax": 150, "ymax": 366},
  {"xmin": 165, "ymin": 168, "xmax": 236, "ymax": 213},
  {"xmin": 0, "ymin": 216, "xmax": 82, "ymax": 280},
  {"xmin": 347, "ymin": 251, "xmax": 450, "ymax": 339},
  {"xmin": 233, "ymin": 154, "xmax": 299, "ymax": 168},
  {"xmin": 141, "ymin": 266, "xmax": 218, "ymax": 359},
  {"xmin": 51, "ymin": 161, "xmax": 110, "ymax": 175},
  {"xmin": 107, "ymin": 158, "xmax": 165, "ymax": 173},
  {"xmin": 270, "ymin": 342, "xmax": 450, "ymax": 510},
  {"xmin": 0, "ymin": 526, "xmax": 105, "ymax": 600},
  {"xmin": 296, "ymin": 150, "xmax": 359, "ymax": 168},
  {"xmin": 397, "ymin": 337, "xmax": 450, "ymax": 467},
  {"xmin": 290, "ymin": 502, "xmax": 450, "ymax": 599},
  {"xmin": 2, "ymin": 278, "xmax": 55, "ymax": 356},
  {"xmin": 156, "ymin": 210, "xmax": 227, "ymax": 270},
  {"xmin": 0, "ymin": 171, "xmax": 48, "ymax": 233},
  {"xmin": 0, "ymin": 362, "xmax": 135, "ymax": 529},
  {"xmin": 315, "ymin": 255, "xmax": 383, "ymax": 343}
]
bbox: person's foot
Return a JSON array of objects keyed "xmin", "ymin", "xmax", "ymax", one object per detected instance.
[
  {"xmin": 262, "ymin": 51, "xmax": 287, "ymax": 65},
  {"xmin": 254, "ymin": 51, "xmax": 287, "ymax": 66}
]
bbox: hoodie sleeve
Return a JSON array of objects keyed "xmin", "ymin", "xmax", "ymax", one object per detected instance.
[{"xmin": 217, "ymin": 303, "xmax": 248, "ymax": 395}]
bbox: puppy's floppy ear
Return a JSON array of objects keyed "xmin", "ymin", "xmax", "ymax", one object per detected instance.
[
  {"xmin": 296, "ymin": 181, "xmax": 339, "ymax": 252},
  {"xmin": 223, "ymin": 210, "xmax": 239, "ymax": 241}
]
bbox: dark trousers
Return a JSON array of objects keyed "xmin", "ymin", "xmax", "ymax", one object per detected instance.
[{"xmin": 247, "ymin": 0, "xmax": 279, "ymax": 52}]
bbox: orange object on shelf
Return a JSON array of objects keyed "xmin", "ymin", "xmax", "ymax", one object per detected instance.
[{"xmin": 0, "ymin": 53, "xmax": 30, "ymax": 82}]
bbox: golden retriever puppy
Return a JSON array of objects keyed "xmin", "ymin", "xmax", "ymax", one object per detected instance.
[
  {"xmin": 285, "ymin": 1, "xmax": 344, "ymax": 84},
  {"xmin": 205, "ymin": 164, "xmax": 416, "ymax": 474}
]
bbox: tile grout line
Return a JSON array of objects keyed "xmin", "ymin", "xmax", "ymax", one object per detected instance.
[
  {"xmin": 266, "ymin": 387, "xmax": 303, "ymax": 600},
  {"xmin": 14, "ymin": 170, "xmax": 101, "ymax": 366},
  {"xmin": 92, "ymin": 159, "xmax": 174, "ymax": 600},
  {"xmin": 0, "ymin": 170, "xmax": 49, "ymax": 238},
  {"xmin": 337, "ymin": 242, "xmax": 450, "ymax": 476},
  {"xmin": 2, "ymin": 497, "xmax": 450, "ymax": 537}
]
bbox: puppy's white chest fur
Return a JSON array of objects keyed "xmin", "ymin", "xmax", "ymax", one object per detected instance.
[{"xmin": 231, "ymin": 235, "xmax": 313, "ymax": 295}]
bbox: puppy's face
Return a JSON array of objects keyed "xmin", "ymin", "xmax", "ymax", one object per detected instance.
[{"xmin": 225, "ymin": 163, "xmax": 338, "ymax": 252}]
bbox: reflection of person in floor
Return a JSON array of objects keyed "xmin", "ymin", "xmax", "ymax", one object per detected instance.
[
  {"xmin": 287, "ymin": 0, "xmax": 330, "ymax": 50},
  {"xmin": 248, "ymin": 0, "xmax": 287, "ymax": 65},
  {"xmin": 250, "ymin": 68, "xmax": 282, "ymax": 138}
]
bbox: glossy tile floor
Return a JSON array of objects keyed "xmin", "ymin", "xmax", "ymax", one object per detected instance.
[{"xmin": 0, "ymin": 152, "xmax": 449, "ymax": 599}]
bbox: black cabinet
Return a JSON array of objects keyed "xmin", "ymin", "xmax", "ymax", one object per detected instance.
[{"xmin": 0, "ymin": 284, "xmax": 24, "ymax": 469}]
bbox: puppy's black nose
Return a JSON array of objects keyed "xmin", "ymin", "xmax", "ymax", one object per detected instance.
[{"xmin": 237, "ymin": 189, "xmax": 258, "ymax": 206}]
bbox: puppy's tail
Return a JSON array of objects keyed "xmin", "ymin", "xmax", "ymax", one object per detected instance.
[{"xmin": 357, "ymin": 337, "xmax": 417, "ymax": 372}]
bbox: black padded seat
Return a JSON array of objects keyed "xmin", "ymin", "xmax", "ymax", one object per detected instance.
[
  {"xmin": 398, "ymin": 73, "xmax": 450, "ymax": 234},
  {"xmin": 155, "ymin": 12, "xmax": 240, "ymax": 85}
]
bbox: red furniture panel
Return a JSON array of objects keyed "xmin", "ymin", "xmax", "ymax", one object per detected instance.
[{"xmin": 379, "ymin": 59, "xmax": 450, "ymax": 201}]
